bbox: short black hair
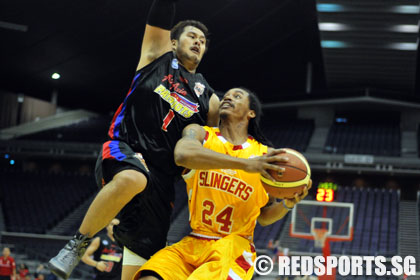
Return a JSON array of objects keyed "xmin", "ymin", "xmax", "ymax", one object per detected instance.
[
  {"xmin": 239, "ymin": 87, "xmax": 273, "ymax": 147},
  {"xmin": 171, "ymin": 20, "xmax": 210, "ymax": 50}
]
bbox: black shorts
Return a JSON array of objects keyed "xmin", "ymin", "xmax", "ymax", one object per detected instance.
[{"xmin": 95, "ymin": 140, "xmax": 176, "ymax": 260}]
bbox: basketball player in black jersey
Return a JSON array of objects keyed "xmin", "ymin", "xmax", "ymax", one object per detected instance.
[
  {"xmin": 49, "ymin": 1, "xmax": 286, "ymax": 279},
  {"xmin": 82, "ymin": 219, "xmax": 122, "ymax": 280}
]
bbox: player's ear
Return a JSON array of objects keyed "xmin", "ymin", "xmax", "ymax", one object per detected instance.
[
  {"xmin": 248, "ymin": 110, "xmax": 256, "ymax": 119},
  {"xmin": 171, "ymin": 39, "xmax": 178, "ymax": 51}
]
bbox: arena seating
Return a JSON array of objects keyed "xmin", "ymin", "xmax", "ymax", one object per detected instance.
[
  {"xmin": 0, "ymin": 168, "xmax": 97, "ymax": 234},
  {"xmin": 296, "ymin": 187, "xmax": 398, "ymax": 257},
  {"xmin": 17, "ymin": 116, "xmax": 111, "ymax": 143},
  {"xmin": 324, "ymin": 122, "xmax": 401, "ymax": 157},
  {"xmin": 254, "ymin": 212, "xmax": 290, "ymax": 249},
  {"xmin": 262, "ymin": 119, "xmax": 315, "ymax": 152},
  {"xmin": 418, "ymin": 123, "xmax": 420, "ymax": 157}
]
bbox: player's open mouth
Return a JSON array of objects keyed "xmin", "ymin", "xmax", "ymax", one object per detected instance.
[
  {"xmin": 220, "ymin": 101, "xmax": 234, "ymax": 108},
  {"xmin": 190, "ymin": 47, "xmax": 200, "ymax": 54}
]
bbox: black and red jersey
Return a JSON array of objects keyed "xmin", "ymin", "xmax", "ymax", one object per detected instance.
[
  {"xmin": 105, "ymin": 52, "xmax": 213, "ymax": 176},
  {"xmin": 93, "ymin": 234, "xmax": 122, "ymax": 280}
]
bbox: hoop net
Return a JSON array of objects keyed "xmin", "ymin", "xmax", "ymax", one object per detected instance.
[{"xmin": 313, "ymin": 228, "xmax": 329, "ymax": 248}]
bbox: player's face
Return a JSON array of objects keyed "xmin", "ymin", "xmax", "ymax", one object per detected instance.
[
  {"xmin": 173, "ymin": 26, "xmax": 206, "ymax": 67},
  {"xmin": 2, "ymin": 248, "xmax": 10, "ymax": 257},
  {"xmin": 219, "ymin": 88, "xmax": 255, "ymax": 121}
]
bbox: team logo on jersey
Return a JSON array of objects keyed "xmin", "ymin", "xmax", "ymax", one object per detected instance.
[
  {"xmin": 134, "ymin": 153, "xmax": 149, "ymax": 172},
  {"xmin": 221, "ymin": 169, "xmax": 237, "ymax": 176},
  {"xmin": 171, "ymin": 58, "xmax": 179, "ymax": 69},
  {"xmin": 194, "ymin": 82, "xmax": 205, "ymax": 97},
  {"xmin": 154, "ymin": 84, "xmax": 200, "ymax": 118},
  {"xmin": 102, "ymin": 240, "xmax": 109, "ymax": 246}
]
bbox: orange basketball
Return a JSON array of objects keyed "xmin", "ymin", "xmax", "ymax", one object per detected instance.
[{"xmin": 260, "ymin": 148, "xmax": 311, "ymax": 199}]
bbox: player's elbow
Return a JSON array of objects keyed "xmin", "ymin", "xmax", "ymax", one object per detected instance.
[
  {"xmin": 174, "ymin": 151, "xmax": 186, "ymax": 167},
  {"xmin": 174, "ymin": 148, "xmax": 193, "ymax": 167}
]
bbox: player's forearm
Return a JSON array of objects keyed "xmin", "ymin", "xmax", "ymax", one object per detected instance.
[
  {"xmin": 258, "ymin": 200, "xmax": 290, "ymax": 226},
  {"xmin": 81, "ymin": 255, "xmax": 98, "ymax": 268},
  {"xmin": 175, "ymin": 144, "xmax": 248, "ymax": 170}
]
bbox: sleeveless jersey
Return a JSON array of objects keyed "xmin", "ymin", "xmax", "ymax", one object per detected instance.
[
  {"xmin": 93, "ymin": 234, "xmax": 123, "ymax": 279},
  {"xmin": 183, "ymin": 126, "xmax": 269, "ymax": 240},
  {"xmin": 106, "ymin": 52, "xmax": 213, "ymax": 176}
]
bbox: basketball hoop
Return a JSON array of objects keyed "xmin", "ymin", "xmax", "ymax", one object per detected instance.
[{"xmin": 313, "ymin": 228, "xmax": 329, "ymax": 248}]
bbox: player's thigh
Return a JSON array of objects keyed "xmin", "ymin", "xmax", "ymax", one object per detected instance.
[
  {"xmin": 135, "ymin": 240, "xmax": 195, "ymax": 280},
  {"xmin": 189, "ymin": 235, "xmax": 256, "ymax": 280},
  {"xmin": 122, "ymin": 246, "xmax": 148, "ymax": 280},
  {"xmin": 122, "ymin": 265, "xmax": 142, "ymax": 280},
  {"xmin": 97, "ymin": 141, "xmax": 151, "ymax": 194}
]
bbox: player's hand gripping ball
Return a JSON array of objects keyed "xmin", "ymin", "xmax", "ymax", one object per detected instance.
[{"xmin": 260, "ymin": 148, "xmax": 311, "ymax": 199}]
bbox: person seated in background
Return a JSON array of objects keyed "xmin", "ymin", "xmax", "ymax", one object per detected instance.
[
  {"xmin": 17, "ymin": 263, "xmax": 29, "ymax": 280},
  {"xmin": 82, "ymin": 219, "xmax": 122, "ymax": 280}
]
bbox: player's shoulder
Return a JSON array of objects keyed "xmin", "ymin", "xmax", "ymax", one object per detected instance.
[
  {"xmin": 191, "ymin": 72, "xmax": 213, "ymax": 90},
  {"xmin": 248, "ymin": 136, "xmax": 268, "ymax": 152},
  {"xmin": 137, "ymin": 51, "xmax": 174, "ymax": 73},
  {"xmin": 202, "ymin": 126, "xmax": 219, "ymax": 135}
]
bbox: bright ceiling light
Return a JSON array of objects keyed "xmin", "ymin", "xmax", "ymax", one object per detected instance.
[
  {"xmin": 317, "ymin": 4, "xmax": 344, "ymax": 12},
  {"xmin": 389, "ymin": 25, "xmax": 419, "ymax": 33},
  {"xmin": 52, "ymin": 73, "xmax": 61, "ymax": 80},
  {"xmin": 391, "ymin": 5, "xmax": 420, "ymax": 14},
  {"xmin": 388, "ymin": 42, "xmax": 418, "ymax": 50},
  {"xmin": 319, "ymin": 23, "xmax": 349, "ymax": 31},
  {"xmin": 321, "ymin": 41, "xmax": 348, "ymax": 48}
]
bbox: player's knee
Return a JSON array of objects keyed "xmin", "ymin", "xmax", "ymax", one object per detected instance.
[{"xmin": 113, "ymin": 169, "xmax": 147, "ymax": 197}]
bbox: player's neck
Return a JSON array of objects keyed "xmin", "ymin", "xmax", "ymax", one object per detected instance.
[
  {"xmin": 219, "ymin": 121, "xmax": 249, "ymax": 145},
  {"xmin": 176, "ymin": 52, "xmax": 198, "ymax": 73},
  {"xmin": 179, "ymin": 60, "xmax": 197, "ymax": 73}
]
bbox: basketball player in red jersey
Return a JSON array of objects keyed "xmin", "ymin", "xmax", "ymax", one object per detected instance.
[
  {"xmin": 49, "ymin": 1, "xmax": 287, "ymax": 279},
  {"xmin": 0, "ymin": 247, "xmax": 16, "ymax": 280},
  {"xmin": 133, "ymin": 88, "xmax": 310, "ymax": 280}
]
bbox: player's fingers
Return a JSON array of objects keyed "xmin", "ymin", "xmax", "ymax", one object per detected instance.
[
  {"xmin": 264, "ymin": 163, "xmax": 285, "ymax": 174},
  {"xmin": 266, "ymin": 155, "xmax": 289, "ymax": 163},
  {"xmin": 308, "ymin": 179, "xmax": 313, "ymax": 190},
  {"xmin": 265, "ymin": 148, "xmax": 286, "ymax": 157},
  {"xmin": 272, "ymin": 148, "xmax": 287, "ymax": 155},
  {"xmin": 300, "ymin": 186, "xmax": 308, "ymax": 199},
  {"xmin": 261, "ymin": 170, "xmax": 276, "ymax": 182}
]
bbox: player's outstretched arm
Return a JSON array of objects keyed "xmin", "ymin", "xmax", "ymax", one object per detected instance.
[
  {"xmin": 258, "ymin": 181, "xmax": 311, "ymax": 226},
  {"xmin": 81, "ymin": 237, "xmax": 108, "ymax": 272},
  {"xmin": 136, "ymin": 0, "xmax": 177, "ymax": 71},
  {"xmin": 174, "ymin": 124, "xmax": 286, "ymax": 179}
]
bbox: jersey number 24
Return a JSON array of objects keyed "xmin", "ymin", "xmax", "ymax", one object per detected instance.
[{"xmin": 201, "ymin": 199, "xmax": 234, "ymax": 234}]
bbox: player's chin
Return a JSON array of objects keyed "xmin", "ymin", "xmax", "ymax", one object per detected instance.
[{"xmin": 219, "ymin": 110, "xmax": 230, "ymax": 119}]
